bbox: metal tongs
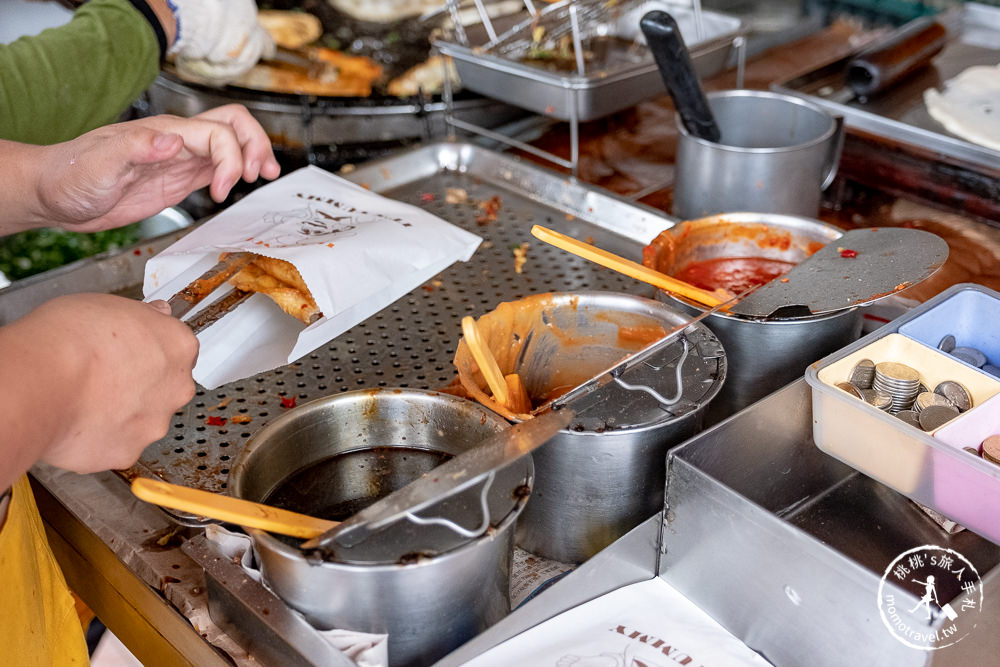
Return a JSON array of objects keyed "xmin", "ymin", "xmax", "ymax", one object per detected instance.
[{"xmin": 165, "ymin": 252, "xmax": 256, "ymax": 334}]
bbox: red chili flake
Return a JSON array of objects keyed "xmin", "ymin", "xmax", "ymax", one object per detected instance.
[
  {"xmin": 840, "ymin": 248, "xmax": 858, "ymax": 258},
  {"xmin": 205, "ymin": 416, "xmax": 227, "ymax": 426},
  {"xmin": 280, "ymin": 395, "xmax": 297, "ymax": 409},
  {"xmin": 420, "ymin": 192, "xmax": 436, "ymax": 202},
  {"xmin": 133, "ymin": 249, "xmax": 142, "ymax": 255},
  {"xmin": 545, "ymin": 105, "xmax": 555, "ymax": 114},
  {"xmin": 475, "ymin": 195, "xmax": 502, "ymax": 225}
]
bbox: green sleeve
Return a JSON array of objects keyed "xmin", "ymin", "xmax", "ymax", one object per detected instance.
[{"xmin": 0, "ymin": 0, "xmax": 161, "ymax": 145}]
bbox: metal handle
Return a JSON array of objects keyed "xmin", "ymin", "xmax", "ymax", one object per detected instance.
[
  {"xmin": 612, "ymin": 336, "xmax": 690, "ymax": 409},
  {"xmin": 821, "ymin": 114, "xmax": 845, "ymax": 190},
  {"xmin": 403, "ymin": 471, "xmax": 496, "ymax": 539}
]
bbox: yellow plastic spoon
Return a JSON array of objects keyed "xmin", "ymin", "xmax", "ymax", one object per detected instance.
[
  {"xmin": 530, "ymin": 224, "xmax": 727, "ymax": 309},
  {"xmin": 131, "ymin": 477, "xmax": 337, "ymax": 540}
]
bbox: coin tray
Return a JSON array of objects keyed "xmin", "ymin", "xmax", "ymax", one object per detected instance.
[
  {"xmin": 898, "ymin": 288, "xmax": 1000, "ymax": 372},
  {"xmin": 806, "ymin": 283, "xmax": 1000, "ymax": 545}
]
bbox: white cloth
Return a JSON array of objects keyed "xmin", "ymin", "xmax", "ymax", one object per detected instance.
[
  {"xmin": 464, "ymin": 578, "xmax": 772, "ymax": 667},
  {"xmin": 168, "ymin": 0, "xmax": 275, "ymax": 84},
  {"xmin": 204, "ymin": 525, "xmax": 389, "ymax": 667}
]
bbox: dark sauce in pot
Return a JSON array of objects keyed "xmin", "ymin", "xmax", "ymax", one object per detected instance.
[{"xmin": 263, "ymin": 447, "xmax": 452, "ymax": 525}]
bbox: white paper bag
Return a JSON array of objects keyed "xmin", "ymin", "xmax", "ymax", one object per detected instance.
[
  {"xmin": 144, "ymin": 166, "xmax": 481, "ymax": 389},
  {"xmin": 464, "ymin": 578, "xmax": 772, "ymax": 666}
]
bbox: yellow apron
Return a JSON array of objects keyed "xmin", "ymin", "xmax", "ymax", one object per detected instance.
[{"xmin": 0, "ymin": 475, "xmax": 89, "ymax": 665}]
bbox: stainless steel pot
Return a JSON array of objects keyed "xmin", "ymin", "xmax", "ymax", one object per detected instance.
[
  {"xmin": 454, "ymin": 292, "xmax": 727, "ymax": 563},
  {"xmin": 228, "ymin": 388, "xmax": 531, "ymax": 667},
  {"xmin": 672, "ymin": 89, "xmax": 845, "ymax": 219},
  {"xmin": 646, "ymin": 212, "xmax": 864, "ymax": 420}
]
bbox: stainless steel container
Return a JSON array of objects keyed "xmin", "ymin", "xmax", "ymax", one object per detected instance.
[
  {"xmin": 672, "ymin": 90, "xmax": 844, "ymax": 219},
  {"xmin": 228, "ymin": 388, "xmax": 532, "ymax": 667},
  {"xmin": 646, "ymin": 212, "xmax": 863, "ymax": 419},
  {"xmin": 454, "ymin": 292, "xmax": 727, "ymax": 563}
]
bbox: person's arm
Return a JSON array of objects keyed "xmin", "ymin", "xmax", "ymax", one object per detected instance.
[
  {"xmin": 0, "ymin": 104, "xmax": 280, "ymax": 236},
  {"xmin": 0, "ymin": 0, "xmax": 272, "ymax": 145},
  {"xmin": 0, "ymin": 294, "xmax": 198, "ymax": 493},
  {"xmin": 0, "ymin": 0, "xmax": 162, "ymax": 144}
]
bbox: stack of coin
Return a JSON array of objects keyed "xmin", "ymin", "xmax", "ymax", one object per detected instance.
[
  {"xmin": 849, "ymin": 359, "xmax": 876, "ymax": 390},
  {"xmin": 982, "ymin": 435, "xmax": 1000, "ymax": 465},
  {"xmin": 872, "ymin": 361, "xmax": 922, "ymax": 413}
]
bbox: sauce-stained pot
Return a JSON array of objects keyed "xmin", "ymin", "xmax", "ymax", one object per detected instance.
[
  {"xmin": 644, "ymin": 213, "xmax": 864, "ymax": 419},
  {"xmin": 228, "ymin": 388, "xmax": 532, "ymax": 667},
  {"xmin": 454, "ymin": 292, "xmax": 727, "ymax": 563}
]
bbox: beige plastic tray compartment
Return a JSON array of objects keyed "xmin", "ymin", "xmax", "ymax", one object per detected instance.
[{"xmin": 813, "ymin": 333, "xmax": 1000, "ymax": 495}]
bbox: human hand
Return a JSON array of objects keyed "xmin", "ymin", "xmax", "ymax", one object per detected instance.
[
  {"xmin": 4, "ymin": 294, "xmax": 198, "ymax": 475},
  {"xmin": 30, "ymin": 104, "xmax": 280, "ymax": 233},
  {"xmin": 169, "ymin": 0, "xmax": 275, "ymax": 85}
]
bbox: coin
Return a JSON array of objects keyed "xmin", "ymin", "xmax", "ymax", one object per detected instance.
[
  {"xmin": 871, "ymin": 391, "xmax": 892, "ymax": 412},
  {"xmin": 895, "ymin": 410, "xmax": 921, "ymax": 428},
  {"xmin": 982, "ymin": 436, "xmax": 1000, "ymax": 463},
  {"xmin": 982, "ymin": 364, "xmax": 1000, "ymax": 378},
  {"xmin": 835, "ymin": 381, "xmax": 863, "ymax": 399},
  {"xmin": 951, "ymin": 346, "xmax": 987, "ymax": 368},
  {"xmin": 934, "ymin": 380, "xmax": 972, "ymax": 412},
  {"xmin": 849, "ymin": 359, "xmax": 876, "ymax": 390},
  {"xmin": 938, "ymin": 334, "xmax": 956, "ymax": 353},
  {"xmin": 914, "ymin": 391, "xmax": 953, "ymax": 413},
  {"xmin": 983, "ymin": 435, "xmax": 1000, "ymax": 464},
  {"xmin": 963, "ymin": 446, "xmax": 982, "ymax": 457},
  {"xmin": 918, "ymin": 404, "xmax": 960, "ymax": 431}
]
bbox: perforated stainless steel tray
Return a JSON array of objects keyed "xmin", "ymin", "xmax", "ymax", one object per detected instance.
[{"xmin": 1, "ymin": 141, "xmax": 674, "ymax": 495}]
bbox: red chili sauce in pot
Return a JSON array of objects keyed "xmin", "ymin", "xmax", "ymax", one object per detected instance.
[{"xmin": 673, "ymin": 257, "xmax": 796, "ymax": 294}]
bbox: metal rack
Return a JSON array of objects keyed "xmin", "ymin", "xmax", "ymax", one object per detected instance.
[{"xmin": 436, "ymin": 0, "xmax": 747, "ymax": 176}]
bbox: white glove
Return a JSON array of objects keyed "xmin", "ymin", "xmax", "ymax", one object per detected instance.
[{"xmin": 168, "ymin": 0, "xmax": 275, "ymax": 85}]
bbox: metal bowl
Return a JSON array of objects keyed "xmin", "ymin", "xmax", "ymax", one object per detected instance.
[
  {"xmin": 455, "ymin": 291, "xmax": 727, "ymax": 562},
  {"xmin": 228, "ymin": 388, "xmax": 531, "ymax": 666},
  {"xmin": 645, "ymin": 212, "xmax": 864, "ymax": 417}
]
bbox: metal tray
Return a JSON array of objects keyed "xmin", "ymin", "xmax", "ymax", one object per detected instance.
[
  {"xmin": 0, "ymin": 141, "xmax": 676, "ymax": 498},
  {"xmin": 435, "ymin": 3, "xmax": 744, "ymax": 122},
  {"xmin": 773, "ymin": 3, "xmax": 1000, "ymax": 172},
  {"xmin": 442, "ymin": 380, "xmax": 1000, "ymax": 665}
]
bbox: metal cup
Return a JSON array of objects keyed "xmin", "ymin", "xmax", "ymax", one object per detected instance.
[{"xmin": 672, "ymin": 90, "xmax": 845, "ymax": 219}]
